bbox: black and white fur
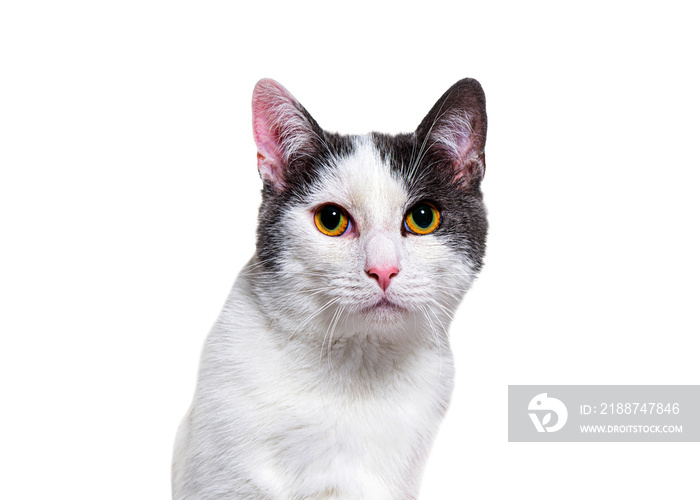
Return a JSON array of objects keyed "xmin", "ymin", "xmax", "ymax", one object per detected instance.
[{"xmin": 172, "ymin": 78, "xmax": 488, "ymax": 499}]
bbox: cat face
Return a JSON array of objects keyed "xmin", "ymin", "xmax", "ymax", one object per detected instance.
[{"xmin": 251, "ymin": 79, "xmax": 487, "ymax": 339}]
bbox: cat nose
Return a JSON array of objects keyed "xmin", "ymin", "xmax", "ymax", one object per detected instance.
[{"xmin": 365, "ymin": 266, "xmax": 400, "ymax": 292}]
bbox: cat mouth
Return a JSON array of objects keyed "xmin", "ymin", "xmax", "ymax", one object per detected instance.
[{"xmin": 362, "ymin": 297, "xmax": 405, "ymax": 313}]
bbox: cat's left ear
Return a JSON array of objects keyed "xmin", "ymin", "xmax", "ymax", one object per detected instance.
[
  {"xmin": 252, "ymin": 79, "xmax": 321, "ymax": 191},
  {"xmin": 416, "ymin": 78, "xmax": 487, "ymax": 186}
]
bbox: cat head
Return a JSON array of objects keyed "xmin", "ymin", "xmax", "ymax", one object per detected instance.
[{"xmin": 249, "ymin": 78, "xmax": 487, "ymax": 341}]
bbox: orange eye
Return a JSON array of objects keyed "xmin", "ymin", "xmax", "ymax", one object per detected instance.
[
  {"xmin": 314, "ymin": 204, "xmax": 349, "ymax": 237},
  {"xmin": 404, "ymin": 202, "xmax": 440, "ymax": 235}
]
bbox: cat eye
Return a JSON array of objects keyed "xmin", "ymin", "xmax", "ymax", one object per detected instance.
[
  {"xmin": 404, "ymin": 202, "xmax": 441, "ymax": 235},
  {"xmin": 314, "ymin": 204, "xmax": 349, "ymax": 237}
]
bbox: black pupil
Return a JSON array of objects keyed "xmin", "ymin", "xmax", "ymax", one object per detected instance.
[
  {"xmin": 320, "ymin": 206, "xmax": 342, "ymax": 230},
  {"xmin": 412, "ymin": 204, "xmax": 434, "ymax": 228}
]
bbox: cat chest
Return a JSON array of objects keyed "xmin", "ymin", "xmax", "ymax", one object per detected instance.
[{"xmin": 264, "ymin": 389, "xmax": 436, "ymax": 497}]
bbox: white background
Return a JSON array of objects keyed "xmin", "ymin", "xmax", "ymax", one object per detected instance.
[{"xmin": 1, "ymin": 1, "xmax": 698, "ymax": 499}]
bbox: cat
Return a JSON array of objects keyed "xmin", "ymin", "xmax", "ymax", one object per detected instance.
[{"xmin": 172, "ymin": 77, "xmax": 488, "ymax": 499}]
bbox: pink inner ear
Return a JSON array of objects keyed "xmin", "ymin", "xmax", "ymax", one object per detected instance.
[
  {"xmin": 252, "ymin": 80, "xmax": 289, "ymax": 188},
  {"xmin": 253, "ymin": 116, "xmax": 286, "ymax": 188},
  {"xmin": 432, "ymin": 111, "xmax": 485, "ymax": 183},
  {"xmin": 252, "ymin": 79, "xmax": 311, "ymax": 190}
]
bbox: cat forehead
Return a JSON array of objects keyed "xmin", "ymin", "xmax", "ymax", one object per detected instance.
[{"xmin": 307, "ymin": 137, "xmax": 408, "ymax": 225}]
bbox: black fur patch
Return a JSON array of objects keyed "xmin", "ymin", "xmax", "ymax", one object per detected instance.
[
  {"xmin": 371, "ymin": 131, "xmax": 488, "ymax": 272},
  {"xmin": 255, "ymin": 131, "xmax": 355, "ymax": 271}
]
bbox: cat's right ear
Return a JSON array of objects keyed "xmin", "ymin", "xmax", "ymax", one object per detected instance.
[
  {"xmin": 252, "ymin": 79, "xmax": 320, "ymax": 191},
  {"xmin": 416, "ymin": 78, "xmax": 487, "ymax": 187}
]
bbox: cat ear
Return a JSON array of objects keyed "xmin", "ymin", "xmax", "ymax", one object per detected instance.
[
  {"xmin": 252, "ymin": 79, "xmax": 320, "ymax": 191},
  {"xmin": 416, "ymin": 78, "xmax": 487, "ymax": 186}
]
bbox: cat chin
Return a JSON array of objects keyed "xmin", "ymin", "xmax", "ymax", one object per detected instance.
[
  {"xmin": 359, "ymin": 309, "xmax": 404, "ymax": 327},
  {"xmin": 350, "ymin": 299, "xmax": 417, "ymax": 334}
]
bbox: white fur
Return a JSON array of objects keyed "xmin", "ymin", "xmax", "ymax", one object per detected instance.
[{"xmin": 172, "ymin": 138, "xmax": 476, "ymax": 499}]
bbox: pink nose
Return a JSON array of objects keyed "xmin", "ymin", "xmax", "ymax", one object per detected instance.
[{"xmin": 366, "ymin": 266, "xmax": 400, "ymax": 292}]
